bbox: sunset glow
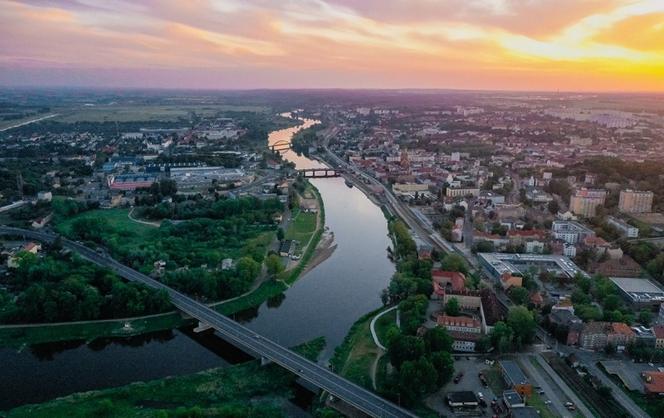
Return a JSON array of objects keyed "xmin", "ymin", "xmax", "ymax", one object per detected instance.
[{"xmin": 1, "ymin": 0, "xmax": 663, "ymax": 91}]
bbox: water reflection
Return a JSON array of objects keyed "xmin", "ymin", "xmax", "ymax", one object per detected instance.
[{"xmin": 1, "ymin": 114, "xmax": 395, "ymax": 409}]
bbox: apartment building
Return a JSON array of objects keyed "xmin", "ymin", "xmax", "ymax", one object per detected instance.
[
  {"xmin": 619, "ymin": 190, "xmax": 653, "ymax": 213},
  {"xmin": 607, "ymin": 216, "xmax": 639, "ymax": 238},
  {"xmin": 569, "ymin": 188, "xmax": 607, "ymax": 218}
]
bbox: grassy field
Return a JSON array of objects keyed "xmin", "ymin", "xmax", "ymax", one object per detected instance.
[
  {"xmin": 278, "ymin": 184, "xmax": 325, "ymax": 286},
  {"xmin": 52, "ymin": 104, "xmax": 269, "ymax": 123},
  {"xmin": 331, "ymin": 310, "xmax": 381, "ymax": 389},
  {"xmin": 55, "ymin": 208, "xmax": 156, "ymax": 247},
  {"xmin": 526, "ymin": 392, "xmax": 557, "ymax": 418},
  {"xmin": 483, "ymin": 364, "xmax": 507, "ymax": 395},
  {"xmin": 4, "ymin": 337, "xmax": 325, "ymax": 417},
  {"xmin": 285, "ymin": 209, "xmax": 317, "ymax": 244}
]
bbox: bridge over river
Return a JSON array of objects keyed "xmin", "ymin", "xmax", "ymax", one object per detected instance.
[{"xmin": 0, "ymin": 226, "xmax": 415, "ymax": 418}]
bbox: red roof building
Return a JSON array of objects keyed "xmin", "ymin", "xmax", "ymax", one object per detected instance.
[
  {"xmin": 642, "ymin": 371, "xmax": 664, "ymax": 396},
  {"xmin": 437, "ymin": 315, "xmax": 482, "ymax": 334},
  {"xmin": 432, "ymin": 270, "xmax": 466, "ymax": 297}
]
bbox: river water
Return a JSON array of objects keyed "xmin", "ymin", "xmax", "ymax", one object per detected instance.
[{"xmin": 0, "ymin": 116, "xmax": 395, "ymax": 410}]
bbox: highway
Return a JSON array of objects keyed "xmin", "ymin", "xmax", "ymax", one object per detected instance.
[{"xmin": 0, "ymin": 226, "xmax": 416, "ymax": 418}]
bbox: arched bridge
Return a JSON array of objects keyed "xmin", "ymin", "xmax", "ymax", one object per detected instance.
[
  {"xmin": 297, "ymin": 168, "xmax": 343, "ymax": 178},
  {"xmin": 0, "ymin": 226, "xmax": 415, "ymax": 418}
]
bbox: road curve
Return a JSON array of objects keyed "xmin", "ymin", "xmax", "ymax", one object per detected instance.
[{"xmin": 0, "ymin": 226, "xmax": 416, "ymax": 418}]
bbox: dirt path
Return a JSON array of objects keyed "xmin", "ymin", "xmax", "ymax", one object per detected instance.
[
  {"xmin": 370, "ymin": 352, "xmax": 381, "ymax": 390},
  {"xmin": 128, "ymin": 207, "xmax": 161, "ymax": 227}
]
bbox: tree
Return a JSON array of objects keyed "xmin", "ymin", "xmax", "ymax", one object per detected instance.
[
  {"xmin": 398, "ymin": 357, "xmax": 438, "ymax": 405},
  {"xmin": 507, "ymin": 306, "xmax": 536, "ymax": 347},
  {"xmin": 547, "ymin": 200, "xmax": 560, "ymax": 214},
  {"xmin": 510, "ymin": 287, "xmax": 529, "ymax": 305},
  {"xmin": 490, "ymin": 321, "xmax": 514, "ymax": 353},
  {"xmin": 472, "ymin": 240, "xmax": 494, "ymax": 254},
  {"xmin": 265, "ymin": 254, "xmax": 284, "ymax": 276},
  {"xmin": 276, "ymin": 228, "xmax": 285, "ymax": 241},
  {"xmin": 429, "ymin": 351, "xmax": 454, "ymax": 385},
  {"xmin": 424, "ymin": 327, "xmax": 453, "ymax": 353},
  {"xmin": 399, "ymin": 295, "xmax": 428, "ymax": 335},
  {"xmin": 440, "ymin": 254, "xmax": 468, "ymax": 274},
  {"xmin": 235, "ymin": 257, "xmax": 261, "ymax": 282},
  {"xmin": 445, "ymin": 297, "xmax": 460, "ymax": 316},
  {"xmin": 602, "ymin": 294, "xmax": 622, "ymax": 311},
  {"xmin": 638, "ymin": 310, "xmax": 653, "ymax": 327},
  {"xmin": 388, "ymin": 334, "xmax": 426, "ymax": 370}
]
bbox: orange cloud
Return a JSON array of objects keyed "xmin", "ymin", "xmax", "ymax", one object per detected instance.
[{"xmin": 0, "ymin": 0, "xmax": 663, "ymax": 91}]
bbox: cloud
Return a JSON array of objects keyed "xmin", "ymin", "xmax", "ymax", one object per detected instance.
[{"xmin": 0, "ymin": 0, "xmax": 663, "ymax": 91}]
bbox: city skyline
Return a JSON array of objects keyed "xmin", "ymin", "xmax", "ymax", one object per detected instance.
[{"xmin": 1, "ymin": 0, "xmax": 663, "ymax": 92}]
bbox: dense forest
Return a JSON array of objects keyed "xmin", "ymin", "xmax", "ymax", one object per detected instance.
[
  {"xmin": 137, "ymin": 195, "xmax": 283, "ymax": 221},
  {"xmin": 0, "ymin": 250, "xmax": 171, "ymax": 324}
]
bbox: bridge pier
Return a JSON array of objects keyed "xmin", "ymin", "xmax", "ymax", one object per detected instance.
[
  {"xmin": 260, "ymin": 356, "xmax": 272, "ymax": 366},
  {"xmin": 193, "ymin": 321, "xmax": 213, "ymax": 333}
]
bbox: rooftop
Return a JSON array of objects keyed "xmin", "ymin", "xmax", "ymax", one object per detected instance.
[
  {"xmin": 502, "ymin": 389, "xmax": 525, "ymax": 406},
  {"xmin": 643, "ymin": 371, "xmax": 664, "ymax": 394},
  {"xmin": 610, "ymin": 277, "xmax": 664, "ymax": 304},
  {"xmin": 500, "ymin": 360, "xmax": 529, "ymax": 386},
  {"xmin": 447, "ymin": 391, "xmax": 478, "ymax": 406},
  {"xmin": 478, "ymin": 252, "xmax": 587, "ymax": 279}
]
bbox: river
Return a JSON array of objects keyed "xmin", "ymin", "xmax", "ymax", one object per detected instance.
[{"xmin": 0, "ymin": 115, "xmax": 395, "ymax": 410}]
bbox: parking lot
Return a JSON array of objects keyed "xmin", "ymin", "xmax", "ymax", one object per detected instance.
[{"xmin": 425, "ymin": 357, "xmax": 499, "ymax": 417}]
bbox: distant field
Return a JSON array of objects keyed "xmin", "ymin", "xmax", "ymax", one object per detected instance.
[{"xmin": 53, "ymin": 104, "xmax": 269, "ymax": 123}]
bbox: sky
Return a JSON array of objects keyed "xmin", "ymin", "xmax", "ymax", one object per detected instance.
[{"xmin": 1, "ymin": 0, "xmax": 663, "ymax": 91}]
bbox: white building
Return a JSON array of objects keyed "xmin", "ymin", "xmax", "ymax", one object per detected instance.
[
  {"xmin": 607, "ymin": 216, "xmax": 639, "ymax": 238},
  {"xmin": 551, "ymin": 221, "xmax": 595, "ymax": 244}
]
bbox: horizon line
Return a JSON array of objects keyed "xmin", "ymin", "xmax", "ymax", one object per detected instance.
[{"xmin": 2, "ymin": 84, "xmax": 664, "ymax": 96}]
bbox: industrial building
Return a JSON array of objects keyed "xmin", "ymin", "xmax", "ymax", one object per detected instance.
[
  {"xmin": 610, "ymin": 277, "xmax": 664, "ymax": 309},
  {"xmin": 108, "ymin": 173, "xmax": 157, "ymax": 191},
  {"xmin": 478, "ymin": 252, "xmax": 587, "ymax": 280},
  {"xmin": 169, "ymin": 166, "xmax": 247, "ymax": 190}
]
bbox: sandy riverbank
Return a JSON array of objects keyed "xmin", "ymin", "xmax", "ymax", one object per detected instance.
[{"xmin": 301, "ymin": 228, "xmax": 337, "ymax": 277}]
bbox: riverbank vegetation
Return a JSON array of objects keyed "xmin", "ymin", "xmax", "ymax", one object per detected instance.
[
  {"xmin": 331, "ymin": 218, "xmax": 456, "ymax": 416},
  {"xmin": 0, "ymin": 248, "xmax": 171, "ymax": 325},
  {"xmin": 0, "ymin": 181, "xmax": 326, "ymax": 347},
  {"xmin": 4, "ymin": 337, "xmax": 326, "ymax": 418},
  {"xmin": 55, "ymin": 196, "xmax": 281, "ymax": 302}
]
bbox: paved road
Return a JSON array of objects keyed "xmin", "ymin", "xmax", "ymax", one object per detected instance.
[
  {"xmin": 0, "ymin": 113, "xmax": 58, "ymax": 132},
  {"xmin": 370, "ymin": 306, "xmax": 398, "ymax": 351},
  {"xmin": 0, "ymin": 226, "xmax": 416, "ymax": 418},
  {"xmin": 519, "ymin": 355, "xmax": 573, "ymax": 418},
  {"xmin": 533, "ymin": 354, "xmax": 595, "ymax": 418}
]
